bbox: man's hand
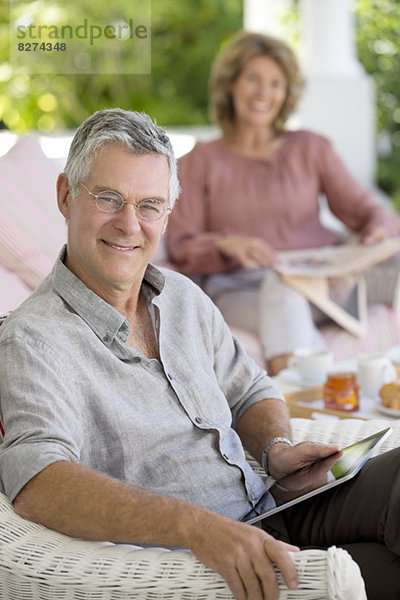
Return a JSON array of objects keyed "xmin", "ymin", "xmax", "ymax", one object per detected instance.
[
  {"xmin": 266, "ymin": 440, "xmax": 341, "ymax": 481},
  {"xmin": 271, "ymin": 449, "xmax": 342, "ymax": 502},
  {"xmin": 216, "ymin": 235, "xmax": 277, "ymax": 269},
  {"xmin": 188, "ymin": 511, "xmax": 299, "ymax": 600}
]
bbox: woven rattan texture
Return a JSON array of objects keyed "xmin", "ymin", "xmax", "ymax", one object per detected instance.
[{"xmin": 2, "ymin": 416, "xmax": 397, "ymax": 599}]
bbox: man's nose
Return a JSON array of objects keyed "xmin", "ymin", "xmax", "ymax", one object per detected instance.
[{"xmin": 113, "ymin": 203, "xmax": 142, "ymax": 234}]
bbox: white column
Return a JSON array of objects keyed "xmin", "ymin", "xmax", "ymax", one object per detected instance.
[
  {"xmin": 297, "ymin": 0, "xmax": 376, "ymax": 188},
  {"xmin": 299, "ymin": 0, "xmax": 363, "ymax": 77},
  {"xmin": 244, "ymin": 0, "xmax": 292, "ymax": 38}
]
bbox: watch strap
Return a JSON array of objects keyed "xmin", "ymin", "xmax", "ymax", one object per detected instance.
[{"xmin": 262, "ymin": 437, "xmax": 293, "ymax": 476}]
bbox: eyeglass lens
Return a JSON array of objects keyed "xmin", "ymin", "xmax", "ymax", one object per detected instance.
[{"xmin": 96, "ymin": 191, "xmax": 166, "ymax": 221}]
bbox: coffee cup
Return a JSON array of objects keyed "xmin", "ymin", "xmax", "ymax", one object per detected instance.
[
  {"xmin": 357, "ymin": 354, "xmax": 396, "ymax": 397},
  {"xmin": 288, "ymin": 348, "xmax": 334, "ymax": 384}
]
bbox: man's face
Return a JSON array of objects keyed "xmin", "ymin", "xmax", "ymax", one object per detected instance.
[{"xmin": 58, "ymin": 144, "xmax": 170, "ymax": 299}]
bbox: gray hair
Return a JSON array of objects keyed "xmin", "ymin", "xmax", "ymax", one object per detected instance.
[{"xmin": 64, "ymin": 108, "xmax": 180, "ymax": 207}]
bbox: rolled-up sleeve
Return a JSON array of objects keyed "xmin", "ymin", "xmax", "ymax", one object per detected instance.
[{"xmin": 0, "ymin": 331, "xmax": 81, "ymax": 502}]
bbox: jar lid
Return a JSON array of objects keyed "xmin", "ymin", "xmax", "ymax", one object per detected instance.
[{"xmin": 326, "ymin": 371, "xmax": 357, "ymax": 380}]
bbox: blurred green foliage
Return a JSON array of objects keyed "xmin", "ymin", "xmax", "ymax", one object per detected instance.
[
  {"xmin": 355, "ymin": 0, "xmax": 400, "ymax": 206},
  {"xmin": 0, "ymin": 0, "xmax": 242, "ymax": 130},
  {"xmin": 1, "ymin": 0, "xmax": 400, "ymax": 200}
]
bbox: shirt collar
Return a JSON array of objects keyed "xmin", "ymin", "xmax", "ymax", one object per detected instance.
[{"xmin": 52, "ymin": 245, "xmax": 165, "ymax": 345}]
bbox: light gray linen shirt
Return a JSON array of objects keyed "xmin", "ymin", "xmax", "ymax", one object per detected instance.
[{"xmin": 0, "ymin": 247, "xmax": 284, "ymax": 521}]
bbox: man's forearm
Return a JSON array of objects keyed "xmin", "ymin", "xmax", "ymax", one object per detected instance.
[
  {"xmin": 13, "ymin": 460, "xmax": 212, "ymax": 548},
  {"xmin": 236, "ymin": 398, "xmax": 291, "ymax": 466},
  {"xmin": 13, "ymin": 459, "xmax": 300, "ymax": 598}
]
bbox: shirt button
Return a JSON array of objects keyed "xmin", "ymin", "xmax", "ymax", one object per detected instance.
[
  {"xmin": 195, "ymin": 417, "xmax": 202, "ymax": 424},
  {"xmin": 222, "ymin": 453, "xmax": 229, "ymax": 460},
  {"xmin": 133, "ymin": 357, "xmax": 141, "ymax": 363},
  {"xmin": 103, "ymin": 334, "xmax": 111, "ymax": 343}
]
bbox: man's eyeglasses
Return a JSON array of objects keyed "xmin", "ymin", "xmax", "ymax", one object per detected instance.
[{"xmin": 80, "ymin": 183, "xmax": 171, "ymax": 222}]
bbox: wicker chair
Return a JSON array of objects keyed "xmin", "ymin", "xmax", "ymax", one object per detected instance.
[{"xmin": 2, "ymin": 416, "xmax": 399, "ymax": 599}]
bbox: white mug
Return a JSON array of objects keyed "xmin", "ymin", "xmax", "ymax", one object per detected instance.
[
  {"xmin": 288, "ymin": 348, "xmax": 334, "ymax": 384},
  {"xmin": 357, "ymin": 354, "xmax": 396, "ymax": 397}
]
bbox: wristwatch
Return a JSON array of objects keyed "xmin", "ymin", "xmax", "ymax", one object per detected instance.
[{"xmin": 262, "ymin": 437, "xmax": 293, "ymax": 476}]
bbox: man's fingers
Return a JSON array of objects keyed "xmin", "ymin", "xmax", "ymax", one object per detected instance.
[
  {"xmin": 264, "ymin": 541, "xmax": 299, "ymax": 592},
  {"xmin": 234, "ymin": 552, "xmax": 279, "ymax": 600},
  {"xmin": 296, "ymin": 441, "xmax": 340, "ymax": 458},
  {"xmin": 238, "ymin": 559, "xmax": 268, "ymax": 600},
  {"xmin": 191, "ymin": 515, "xmax": 299, "ymax": 600},
  {"xmin": 223, "ymin": 568, "xmax": 247, "ymax": 600},
  {"xmin": 238, "ymin": 540, "xmax": 300, "ymax": 600},
  {"xmin": 251, "ymin": 558, "xmax": 280, "ymax": 600}
]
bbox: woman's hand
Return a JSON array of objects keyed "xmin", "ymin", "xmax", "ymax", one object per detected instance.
[
  {"xmin": 216, "ymin": 235, "xmax": 277, "ymax": 269},
  {"xmin": 359, "ymin": 224, "xmax": 389, "ymax": 245},
  {"xmin": 359, "ymin": 218, "xmax": 400, "ymax": 245}
]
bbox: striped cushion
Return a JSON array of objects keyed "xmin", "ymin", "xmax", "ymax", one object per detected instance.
[
  {"xmin": 0, "ymin": 314, "xmax": 6, "ymax": 439},
  {"xmin": 0, "ymin": 264, "xmax": 32, "ymax": 312},
  {"xmin": 0, "ymin": 135, "xmax": 66, "ymax": 289},
  {"xmin": 321, "ymin": 304, "xmax": 400, "ymax": 360}
]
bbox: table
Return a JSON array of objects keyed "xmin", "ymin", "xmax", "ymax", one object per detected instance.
[{"xmin": 274, "ymin": 360, "xmax": 400, "ymax": 421}]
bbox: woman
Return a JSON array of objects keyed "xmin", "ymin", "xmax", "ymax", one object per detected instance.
[{"xmin": 166, "ymin": 31, "xmax": 400, "ymax": 375}]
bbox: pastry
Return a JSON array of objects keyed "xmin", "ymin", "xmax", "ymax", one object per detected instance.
[{"xmin": 379, "ymin": 381, "xmax": 400, "ymax": 410}]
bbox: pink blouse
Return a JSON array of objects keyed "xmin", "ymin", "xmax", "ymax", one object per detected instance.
[{"xmin": 166, "ymin": 130, "xmax": 394, "ymax": 274}]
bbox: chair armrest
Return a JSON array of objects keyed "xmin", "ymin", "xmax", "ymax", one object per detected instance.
[{"xmin": 0, "ymin": 489, "xmax": 365, "ymax": 599}]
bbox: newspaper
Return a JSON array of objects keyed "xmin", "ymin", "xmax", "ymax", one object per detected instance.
[
  {"xmin": 275, "ymin": 238, "xmax": 400, "ymax": 278},
  {"xmin": 274, "ymin": 238, "xmax": 400, "ymax": 337}
]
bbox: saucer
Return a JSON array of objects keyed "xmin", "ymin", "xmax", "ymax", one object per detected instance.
[
  {"xmin": 275, "ymin": 368, "xmax": 325, "ymax": 388},
  {"xmin": 374, "ymin": 402, "xmax": 400, "ymax": 418}
]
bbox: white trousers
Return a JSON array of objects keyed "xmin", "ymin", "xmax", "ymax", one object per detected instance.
[{"xmin": 204, "ymin": 254, "xmax": 400, "ymax": 360}]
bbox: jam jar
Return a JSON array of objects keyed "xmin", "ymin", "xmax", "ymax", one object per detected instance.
[{"xmin": 323, "ymin": 372, "xmax": 359, "ymax": 412}]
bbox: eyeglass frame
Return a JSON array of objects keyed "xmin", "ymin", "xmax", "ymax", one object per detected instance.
[{"xmin": 79, "ymin": 183, "xmax": 171, "ymax": 222}]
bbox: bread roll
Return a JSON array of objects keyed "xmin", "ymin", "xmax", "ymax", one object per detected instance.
[{"xmin": 379, "ymin": 381, "xmax": 400, "ymax": 410}]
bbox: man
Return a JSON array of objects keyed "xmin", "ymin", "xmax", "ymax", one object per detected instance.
[{"xmin": 0, "ymin": 109, "xmax": 399, "ymax": 600}]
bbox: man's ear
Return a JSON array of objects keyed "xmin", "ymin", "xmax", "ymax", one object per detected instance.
[{"xmin": 57, "ymin": 173, "xmax": 71, "ymax": 219}]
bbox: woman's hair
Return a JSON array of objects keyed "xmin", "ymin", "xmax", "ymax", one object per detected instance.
[
  {"xmin": 64, "ymin": 108, "xmax": 180, "ymax": 207},
  {"xmin": 209, "ymin": 31, "xmax": 305, "ymax": 135}
]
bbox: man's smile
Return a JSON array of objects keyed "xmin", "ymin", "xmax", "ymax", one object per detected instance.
[{"xmin": 102, "ymin": 240, "xmax": 139, "ymax": 251}]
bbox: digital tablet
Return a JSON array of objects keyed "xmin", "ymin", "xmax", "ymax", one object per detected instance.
[{"xmin": 246, "ymin": 426, "xmax": 392, "ymax": 526}]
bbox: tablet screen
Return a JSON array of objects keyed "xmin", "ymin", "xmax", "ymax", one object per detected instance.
[{"xmin": 330, "ymin": 427, "xmax": 391, "ymax": 479}]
